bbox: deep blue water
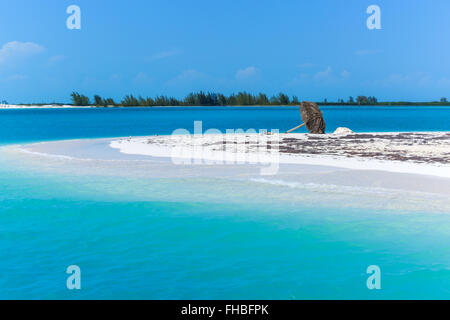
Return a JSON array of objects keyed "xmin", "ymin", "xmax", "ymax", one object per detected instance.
[
  {"xmin": 1, "ymin": 106, "xmax": 449, "ymax": 144},
  {"xmin": 0, "ymin": 106, "xmax": 449, "ymax": 299}
]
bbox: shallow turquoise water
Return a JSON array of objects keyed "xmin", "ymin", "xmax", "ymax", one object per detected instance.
[
  {"xmin": 1, "ymin": 106, "xmax": 450, "ymax": 144},
  {"xmin": 1, "ymin": 106, "xmax": 450, "ymax": 299}
]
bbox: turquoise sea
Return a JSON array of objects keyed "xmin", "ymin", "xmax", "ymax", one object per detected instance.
[{"xmin": 1, "ymin": 106, "xmax": 450, "ymax": 299}]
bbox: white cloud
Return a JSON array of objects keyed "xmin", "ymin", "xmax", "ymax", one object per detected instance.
[
  {"xmin": 297, "ymin": 63, "xmax": 315, "ymax": 68},
  {"xmin": 235, "ymin": 66, "xmax": 259, "ymax": 80},
  {"xmin": 355, "ymin": 49, "xmax": 379, "ymax": 56},
  {"xmin": 363, "ymin": 72, "xmax": 438, "ymax": 94},
  {"xmin": 166, "ymin": 69, "xmax": 209, "ymax": 86},
  {"xmin": 133, "ymin": 72, "xmax": 153, "ymax": 84},
  {"xmin": 48, "ymin": 55, "xmax": 66, "ymax": 63},
  {"xmin": 9, "ymin": 74, "xmax": 28, "ymax": 80},
  {"xmin": 0, "ymin": 41, "xmax": 45, "ymax": 64},
  {"xmin": 341, "ymin": 70, "xmax": 350, "ymax": 78},
  {"xmin": 384, "ymin": 72, "xmax": 432, "ymax": 87},
  {"xmin": 166, "ymin": 69, "xmax": 206, "ymax": 86},
  {"xmin": 291, "ymin": 67, "xmax": 349, "ymax": 85},
  {"xmin": 147, "ymin": 49, "xmax": 181, "ymax": 62},
  {"xmin": 290, "ymin": 73, "xmax": 309, "ymax": 85},
  {"xmin": 314, "ymin": 66, "xmax": 332, "ymax": 80},
  {"xmin": 437, "ymin": 77, "xmax": 450, "ymax": 87}
]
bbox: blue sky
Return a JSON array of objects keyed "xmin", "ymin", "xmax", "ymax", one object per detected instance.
[{"xmin": 0, "ymin": 0, "xmax": 449, "ymax": 103}]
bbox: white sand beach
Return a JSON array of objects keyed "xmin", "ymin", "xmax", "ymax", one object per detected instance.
[
  {"xmin": 0, "ymin": 104, "xmax": 94, "ymax": 109},
  {"xmin": 110, "ymin": 132, "xmax": 450, "ymax": 178},
  {"xmin": 10, "ymin": 132, "xmax": 450, "ymax": 204}
]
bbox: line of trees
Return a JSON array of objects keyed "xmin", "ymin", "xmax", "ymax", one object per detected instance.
[
  {"xmin": 71, "ymin": 91, "xmax": 301, "ymax": 107},
  {"xmin": 69, "ymin": 92, "xmax": 450, "ymax": 107},
  {"xmin": 71, "ymin": 92, "xmax": 91, "ymax": 106}
]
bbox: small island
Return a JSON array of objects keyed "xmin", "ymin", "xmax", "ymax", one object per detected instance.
[{"xmin": 1, "ymin": 91, "xmax": 450, "ymax": 108}]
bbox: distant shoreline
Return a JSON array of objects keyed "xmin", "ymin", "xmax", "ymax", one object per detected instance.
[
  {"xmin": 2, "ymin": 104, "xmax": 450, "ymax": 109},
  {"xmin": 2, "ymin": 91, "xmax": 450, "ymax": 108}
]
